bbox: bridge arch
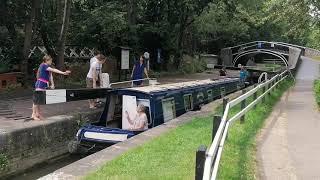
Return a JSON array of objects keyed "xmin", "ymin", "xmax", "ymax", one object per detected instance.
[{"xmin": 233, "ymin": 49, "xmax": 289, "ymax": 67}]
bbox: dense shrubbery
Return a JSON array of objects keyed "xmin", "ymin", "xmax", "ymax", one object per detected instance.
[
  {"xmin": 179, "ymin": 55, "xmax": 206, "ymax": 74},
  {"xmin": 0, "ymin": 154, "xmax": 8, "ymax": 172}
]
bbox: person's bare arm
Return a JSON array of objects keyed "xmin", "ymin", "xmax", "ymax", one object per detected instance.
[
  {"xmin": 125, "ymin": 111, "xmax": 134, "ymax": 125},
  {"xmin": 144, "ymin": 67, "xmax": 149, "ymax": 79},
  {"xmin": 92, "ymin": 67, "xmax": 97, "ymax": 88},
  {"xmin": 131, "ymin": 65, "xmax": 136, "ymax": 78},
  {"xmin": 50, "ymin": 73, "xmax": 55, "ymax": 89},
  {"xmin": 47, "ymin": 67, "xmax": 70, "ymax": 75}
]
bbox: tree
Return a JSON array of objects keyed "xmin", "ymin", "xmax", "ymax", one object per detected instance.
[
  {"xmin": 22, "ymin": 0, "xmax": 40, "ymax": 79},
  {"xmin": 55, "ymin": 0, "xmax": 72, "ymax": 69}
]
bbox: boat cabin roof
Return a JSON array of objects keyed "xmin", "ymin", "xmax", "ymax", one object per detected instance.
[{"xmin": 129, "ymin": 78, "xmax": 238, "ymax": 93}]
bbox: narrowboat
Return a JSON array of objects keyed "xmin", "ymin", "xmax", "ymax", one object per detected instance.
[{"xmin": 68, "ymin": 78, "xmax": 244, "ymax": 153}]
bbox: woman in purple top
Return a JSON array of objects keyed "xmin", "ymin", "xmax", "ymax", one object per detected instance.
[
  {"xmin": 32, "ymin": 55, "xmax": 71, "ymax": 121},
  {"xmin": 130, "ymin": 56, "xmax": 149, "ymax": 86}
]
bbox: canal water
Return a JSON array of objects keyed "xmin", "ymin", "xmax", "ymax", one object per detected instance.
[{"xmin": 10, "ymin": 154, "xmax": 82, "ymax": 180}]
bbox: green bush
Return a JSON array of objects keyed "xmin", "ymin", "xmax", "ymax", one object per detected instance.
[
  {"xmin": 314, "ymin": 79, "xmax": 320, "ymax": 107},
  {"xmin": 179, "ymin": 55, "xmax": 206, "ymax": 74},
  {"xmin": 0, "ymin": 153, "xmax": 8, "ymax": 172}
]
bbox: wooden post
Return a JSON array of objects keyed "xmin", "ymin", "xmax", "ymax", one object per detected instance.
[
  {"xmin": 253, "ymin": 85, "xmax": 257, "ymax": 109},
  {"xmin": 195, "ymin": 145, "xmax": 207, "ymax": 180},
  {"xmin": 241, "ymin": 89, "xmax": 246, "ymax": 123},
  {"xmin": 212, "ymin": 115, "xmax": 222, "ymax": 142}
]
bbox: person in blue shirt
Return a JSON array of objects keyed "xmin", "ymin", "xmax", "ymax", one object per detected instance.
[
  {"xmin": 239, "ymin": 65, "xmax": 248, "ymax": 83},
  {"xmin": 131, "ymin": 55, "xmax": 149, "ymax": 86},
  {"xmin": 32, "ymin": 55, "xmax": 71, "ymax": 120}
]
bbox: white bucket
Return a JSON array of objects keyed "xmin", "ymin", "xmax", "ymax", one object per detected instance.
[
  {"xmin": 149, "ymin": 79, "xmax": 158, "ymax": 86},
  {"xmin": 100, "ymin": 73, "xmax": 110, "ymax": 88}
]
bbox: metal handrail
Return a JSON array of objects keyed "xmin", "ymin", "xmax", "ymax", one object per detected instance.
[
  {"xmin": 109, "ymin": 78, "xmax": 157, "ymax": 88},
  {"xmin": 202, "ymin": 70, "xmax": 289, "ymax": 180}
]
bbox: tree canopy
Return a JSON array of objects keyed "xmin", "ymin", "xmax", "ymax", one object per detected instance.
[{"xmin": 0, "ymin": 0, "xmax": 319, "ymax": 74}]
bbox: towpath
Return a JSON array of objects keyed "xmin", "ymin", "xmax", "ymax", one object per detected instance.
[{"xmin": 258, "ymin": 56, "xmax": 320, "ymax": 179}]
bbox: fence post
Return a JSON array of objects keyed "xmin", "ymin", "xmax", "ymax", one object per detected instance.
[
  {"xmin": 241, "ymin": 89, "xmax": 246, "ymax": 123},
  {"xmin": 222, "ymin": 98, "xmax": 229, "ymax": 114},
  {"xmin": 253, "ymin": 85, "xmax": 257, "ymax": 109},
  {"xmin": 268, "ymin": 81, "xmax": 271, "ymax": 96},
  {"xmin": 212, "ymin": 115, "xmax": 222, "ymax": 142},
  {"xmin": 195, "ymin": 145, "xmax": 207, "ymax": 180},
  {"xmin": 262, "ymin": 85, "xmax": 266, "ymax": 103}
]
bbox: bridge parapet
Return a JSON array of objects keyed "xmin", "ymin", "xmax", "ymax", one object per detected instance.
[
  {"xmin": 220, "ymin": 41, "xmax": 306, "ymax": 70},
  {"xmin": 305, "ymin": 48, "xmax": 320, "ymax": 57}
]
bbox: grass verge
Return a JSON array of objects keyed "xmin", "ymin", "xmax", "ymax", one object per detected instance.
[
  {"xmin": 314, "ymin": 79, "xmax": 320, "ymax": 107},
  {"xmin": 85, "ymin": 79, "xmax": 293, "ymax": 180},
  {"xmin": 312, "ymin": 56, "xmax": 320, "ymax": 61}
]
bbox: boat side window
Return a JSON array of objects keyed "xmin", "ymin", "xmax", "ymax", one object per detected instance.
[
  {"xmin": 183, "ymin": 94, "xmax": 193, "ymax": 111},
  {"xmin": 162, "ymin": 98, "xmax": 176, "ymax": 122},
  {"xmin": 207, "ymin": 90, "xmax": 213, "ymax": 101}
]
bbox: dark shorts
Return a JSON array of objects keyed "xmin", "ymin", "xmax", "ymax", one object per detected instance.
[
  {"xmin": 33, "ymin": 90, "xmax": 45, "ymax": 105},
  {"xmin": 86, "ymin": 78, "xmax": 100, "ymax": 88}
]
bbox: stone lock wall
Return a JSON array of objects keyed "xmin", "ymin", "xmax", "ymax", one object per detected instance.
[{"xmin": 0, "ymin": 110, "xmax": 102, "ymax": 178}]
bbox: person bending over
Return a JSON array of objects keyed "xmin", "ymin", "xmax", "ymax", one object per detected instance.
[{"xmin": 86, "ymin": 54, "xmax": 106, "ymax": 108}]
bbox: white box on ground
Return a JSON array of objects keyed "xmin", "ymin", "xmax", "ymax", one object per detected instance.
[
  {"xmin": 100, "ymin": 73, "xmax": 110, "ymax": 88},
  {"xmin": 46, "ymin": 89, "xmax": 66, "ymax": 104}
]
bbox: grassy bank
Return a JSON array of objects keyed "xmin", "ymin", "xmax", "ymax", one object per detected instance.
[
  {"xmin": 314, "ymin": 79, "xmax": 320, "ymax": 107},
  {"xmin": 85, "ymin": 79, "xmax": 293, "ymax": 180},
  {"xmin": 312, "ymin": 56, "xmax": 320, "ymax": 61}
]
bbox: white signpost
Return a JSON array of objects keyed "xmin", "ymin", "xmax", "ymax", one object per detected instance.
[{"xmin": 121, "ymin": 49, "xmax": 130, "ymax": 70}]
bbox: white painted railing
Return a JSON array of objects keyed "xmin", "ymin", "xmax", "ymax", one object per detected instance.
[
  {"xmin": 202, "ymin": 70, "xmax": 289, "ymax": 180},
  {"xmin": 109, "ymin": 78, "xmax": 158, "ymax": 88}
]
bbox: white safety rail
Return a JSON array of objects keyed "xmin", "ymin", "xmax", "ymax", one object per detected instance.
[
  {"xmin": 202, "ymin": 70, "xmax": 289, "ymax": 180},
  {"xmin": 109, "ymin": 78, "xmax": 158, "ymax": 88}
]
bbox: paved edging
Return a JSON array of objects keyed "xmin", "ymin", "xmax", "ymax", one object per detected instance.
[{"xmin": 41, "ymin": 86, "xmax": 254, "ymax": 180}]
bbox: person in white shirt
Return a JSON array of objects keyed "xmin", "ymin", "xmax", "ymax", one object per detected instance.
[
  {"xmin": 125, "ymin": 104, "xmax": 148, "ymax": 131},
  {"xmin": 89, "ymin": 51, "xmax": 104, "ymax": 105},
  {"xmin": 86, "ymin": 54, "xmax": 106, "ymax": 108}
]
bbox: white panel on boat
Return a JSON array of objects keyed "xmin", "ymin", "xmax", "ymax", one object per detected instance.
[
  {"xmin": 84, "ymin": 132, "xmax": 128, "ymax": 142},
  {"xmin": 46, "ymin": 89, "xmax": 66, "ymax": 104},
  {"xmin": 122, "ymin": 95, "xmax": 137, "ymax": 130}
]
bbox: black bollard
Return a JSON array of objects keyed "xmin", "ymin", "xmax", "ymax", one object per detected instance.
[
  {"xmin": 195, "ymin": 145, "xmax": 207, "ymax": 180},
  {"xmin": 253, "ymin": 85, "xmax": 257, "ymax": 109},
  {"xmin": 212, "ymin": 115, "xmax": 222, "ymax": 142}
]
